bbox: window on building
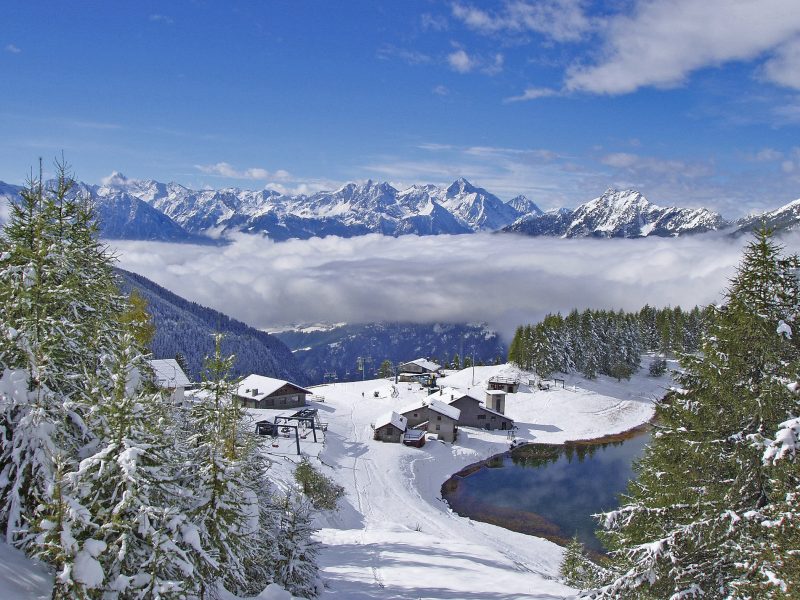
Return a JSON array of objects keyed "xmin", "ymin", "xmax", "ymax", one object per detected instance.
[
  {"xmin": 477, "ymin": 414, "xmax": 486, "ymax": 420},
  {"xmin": 490, "ymin": 415, "xmax": 496, "ymax": 419},
  {"xmin": 280, "ymin": 397, "xmax": 286, "ymax": 405},
  {"xmin": 435, "ymin": 424, "xmax": 441, "ymax": 431},
  {"xmin": 437, "ymin": 415, "xmax": 442, "ymax": 420}
]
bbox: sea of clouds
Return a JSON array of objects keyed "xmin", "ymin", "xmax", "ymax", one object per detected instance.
[{"xmin": 111, "ymin": 231, "xmax": 800, "ymax": 340}]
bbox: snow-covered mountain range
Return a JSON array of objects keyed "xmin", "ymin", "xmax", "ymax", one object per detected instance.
[
  {"xmin": 504, "ymin": 188, "xmax": 726, "ymax": 238},
  {"xmin": 2, "ymin": 174, "xmax": 798, "ymax": 241}
]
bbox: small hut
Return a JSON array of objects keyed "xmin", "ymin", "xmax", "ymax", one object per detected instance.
[{"xmin": 373, "ymin": 411, "xmax": 408, "ymax": 443}]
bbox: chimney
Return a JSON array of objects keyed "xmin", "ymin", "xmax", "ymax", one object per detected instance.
[{"xmin": 252, "ymin": 388, "xmax": 259, "ymax": 396}]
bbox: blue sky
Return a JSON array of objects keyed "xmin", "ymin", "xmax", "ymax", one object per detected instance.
[{"xmin": 3, "ymin": 0, "xmax": 800, "ymax": 217}]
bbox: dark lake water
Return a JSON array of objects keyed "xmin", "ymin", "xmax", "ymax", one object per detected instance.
[{"xmin": 442, "ymin": 432, "xmax": 651, "ymax": 554}]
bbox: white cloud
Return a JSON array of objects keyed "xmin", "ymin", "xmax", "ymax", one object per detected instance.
[
  {"xmin": 447, "ymin": 47, "xmax": 503, "ymax": 75},
  {"xmin": 377, "ymin": 45, "xmax": 431, "ymax": 65},
  {"xmin": 504, "ymin": 87, "xmax": 559, "ymax": 102},
  {"xmin": 452, "ymin": 0, "xmax": 589, "ymax": 43},
  {"xmin": 566, "ymin": 0, "xmax": 800, "ymax": 95},
  {"xmin": 113, "ymin": 232, "xmax": 796, "ymax": 340},
  {"xmin": 421, "ymin": 13, "xmax": 449, "ymax": 31},
  {"xmin": 195, "ymin": 162, "xmax": 289, "ymax": 181},
  {"xmin": 5, "ymin": 44, "xmax": 21, "ymax": 54},
  {"xmin": 149, "ymin": 14, "xmax": 174, "ymax": 24},
  {"xmin": 432, "ymin": 85, "xmax": 450, "ymax": 96},
  {"xmin": 448, "ymin": 49, "xmax": 475, "ymax": 73},
  {"xmin": 483, "ymin": 53, "xmax": 504, "ymax": 76},
  {"xmin": 762, "ymin": 36, "xmax": 800, "ymax": 89}
]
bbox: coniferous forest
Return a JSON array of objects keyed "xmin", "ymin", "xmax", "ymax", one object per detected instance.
[
  {"xmin": 0, "ymin": 167, "xmax": 323, "ymax": 598},
  {"xmin": 507, "ymin": 304, "xmax": 709, "ymax": 379},
  {"xmin": 554, "ymin": 229, "xmax": 800, "ymax": 598}
]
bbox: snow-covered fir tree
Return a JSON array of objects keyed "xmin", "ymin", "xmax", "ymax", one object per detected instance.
[
  {"xmin": 59, "ymin": 333, "xmax": 195, "ymax": 598},
  {"xmin": 183, "ymin": 334, "xmax": 271, "ymax": 598},
  {"xmin": 508, "ymin": 305, "xmax": 704, "ymax": 380},
  {"xmin": 0, "ymin": 163, "xmax": 125, "ymax": 548},
  {"xmin": 596, "ymin": 228, "xmax": 800, "ymax": 598},
  {"xmin": 272, "ymin": 493, "xmax": 320, "ymax": 598},
  {"xmin": 560, "ymin": 534, "xmax": 603, "ymax": 590}
]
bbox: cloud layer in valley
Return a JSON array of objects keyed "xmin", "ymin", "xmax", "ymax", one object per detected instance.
[{"xmin": 112, "ymin": 232, "xmax": 800, "ymax": 340}]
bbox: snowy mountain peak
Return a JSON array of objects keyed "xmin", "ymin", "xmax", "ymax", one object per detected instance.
[
  {"xmin": 505, "ymin": 188, "xmax": 725, "ymax": 239},
  {"xmin": 508, "ymin": 194, "xmax": 543, "ymax": 216},
  {"xmin": 446, "ymin": 177, "xmax": 479, "ymax": 196}
]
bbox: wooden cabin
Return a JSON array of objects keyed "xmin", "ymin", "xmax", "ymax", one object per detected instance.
[
  {"xmin": 373, "ymin": 411, "xmax": 408, "ymax": 443},
  {"xmin": 236, "ymin": 374, "xmax": 312, "ymax": 409}
]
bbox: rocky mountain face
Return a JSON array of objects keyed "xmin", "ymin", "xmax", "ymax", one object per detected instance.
[
  {"xmin": 7, "ymin": 173, "xmax": 788, "ymax": 241},
  {"xmin": 505, "ymin": 188, "xmax": 726, "ymax": 238},
  {"xmin": 0, "ymin": 180, "xmax": 209, "ymax": 243},
  {"xmin": 274, "ymin": 322, "xmax": 507, "ymax": 384},
  {"xmin": 733, "ymin": 199, "xmax": 800, "ymax": 236},
  {"xmin": 105, "ymin": 175, "xmax": 538, "ymax": 239}
]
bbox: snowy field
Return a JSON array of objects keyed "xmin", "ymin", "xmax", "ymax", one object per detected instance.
[
  {"xmin": 261, "ymin": 363, "xmax": 669, "ymax": 599},
  {"xmin": 0, "ymin": 362, "xmax": 670, "ymax": 599}
]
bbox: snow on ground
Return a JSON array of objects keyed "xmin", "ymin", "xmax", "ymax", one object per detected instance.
[
  {"xmin": 0, "ymin": 541, "xmax": 53, "ymax": 599},
  {"xmin": 257, "ymin": 362, "xmax": 670, "ymax": 599},
  {"xmin": 0, "ymin": 362, "xmax": 669, "ymax": 599}
]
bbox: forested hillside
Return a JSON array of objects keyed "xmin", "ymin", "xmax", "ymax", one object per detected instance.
[
  {"xmin": 117, "ymin": 269, "xmax": 308, "ymax": 384},
  {"xmin": 508, "ymin": 305, "xmax": 709, "ymax": 379},
  {"xmin": 276, "ymin": 322, "xmax": 506, "ymax": 383}
]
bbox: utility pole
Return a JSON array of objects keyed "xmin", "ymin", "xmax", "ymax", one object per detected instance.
[{"xmin": 471, "ymin": 349, "xmax": 475, "ymax": 386}]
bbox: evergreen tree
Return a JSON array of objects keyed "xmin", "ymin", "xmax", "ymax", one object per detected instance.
[
  {"xmin": 0, "ymin": 163, "xmax": 124, "ymax": 547},
  {"xmin": 560, "ymin": 534, "xmax": 602, "ymax": 590},
  {"xmin": 597, "ymin": 228, "xmax": 800, "ymax": 598},
  {"xmin": 61, "ymin": 333, "xmax": 195, "ymax": 598},
  {"xmin": 272, "ymin": 494, "xmax": 320, "ymax": 598},
  {"xmin": 183, "ymin": 334, "xmax": 261, "ymax": 597},
  {"xmin": 377, "ymin": 359, "xmax": 393, "ymax": 379}
]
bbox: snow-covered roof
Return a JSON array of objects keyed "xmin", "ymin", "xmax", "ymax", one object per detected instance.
[
  {"xmin": 400, "ymin": 358, "xmax": 441, "ymax": 372},
  {"xmin": 427, "ymin": 399, "xmax": 461, "ymax": 421},
  {"xmin": 149, "ymin": 359, "xmax": 190, "ymax": 388},
  {"xmin": 237, "ymin": 374, "xmax": 312, "ymax": 401},
  {"xmin": 480, "ymin": 405, "xmax": 513, "ymax": 420},
  {"xmin": 375, "ymin": 411, "xmax": 407, "ymax": 432},
  {"xmin": 398, "ymin": 398, "xmax": 428, "ymax": 415},
  {"xmin": 428, "ymin": 387, "xmax": 481, "ymax": 405}
]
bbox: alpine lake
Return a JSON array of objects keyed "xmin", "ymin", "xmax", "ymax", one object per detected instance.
[{"xmin": 441, "ymin": 426, "xmax": 651, "ymax": 557}]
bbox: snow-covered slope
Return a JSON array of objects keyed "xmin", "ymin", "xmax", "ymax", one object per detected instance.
[
  {"xmin": 252, "ymin": 362, "xmax": 669, "ymax": 598},
  {"xmin": 733, "ymin": 197, "xmax": 800, "ymax": 236},
  {"xmin": 1, "ymin": 174, "xmax": 739, "ymax": 241},
  {"xmin": 505, "ymin": 188, "xmax": 726, "ymax": 238},
  {"xmin": 0, "ymin": 178, "xmax": 207, "ymax": 243},
  {"xmin": 30, "ymin": 174, "xmax": 540, "ymax": 240}
]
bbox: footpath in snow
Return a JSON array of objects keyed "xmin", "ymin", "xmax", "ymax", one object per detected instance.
[
  {"xmin": 259, "ymin": 363, "xmax": 669, "ymax": 600},
  {"xmin": 0, "ymin": 363, "xmax": 668, "ymax": 599}
]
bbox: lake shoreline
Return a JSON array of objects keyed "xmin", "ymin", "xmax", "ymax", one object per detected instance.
[{"xmin": 441, "ymin": 419, "xmax": 654, "ymax": 555}]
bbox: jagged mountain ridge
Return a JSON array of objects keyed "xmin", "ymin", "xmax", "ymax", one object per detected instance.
[
  {"xmin": 274, "ymin": 322, "xmax": 507, "ymax": 384},
  {"xmin": 0, "ymin": 180, "xmax": 212, "ymax": 243},
  {"xmin": 7, "ymin": 173, "xmax": 799, "ymax": 240},
  {"xmin": 505, "ymin": 188, "xmax": 726, "ymax": 238},
  {"xmin": 733, "ymin": 199, "xmax": 800, "ymax": 236},
  {"xmin": 103, "ymin": 175, "xmax": 537, "ymax": 239}
]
